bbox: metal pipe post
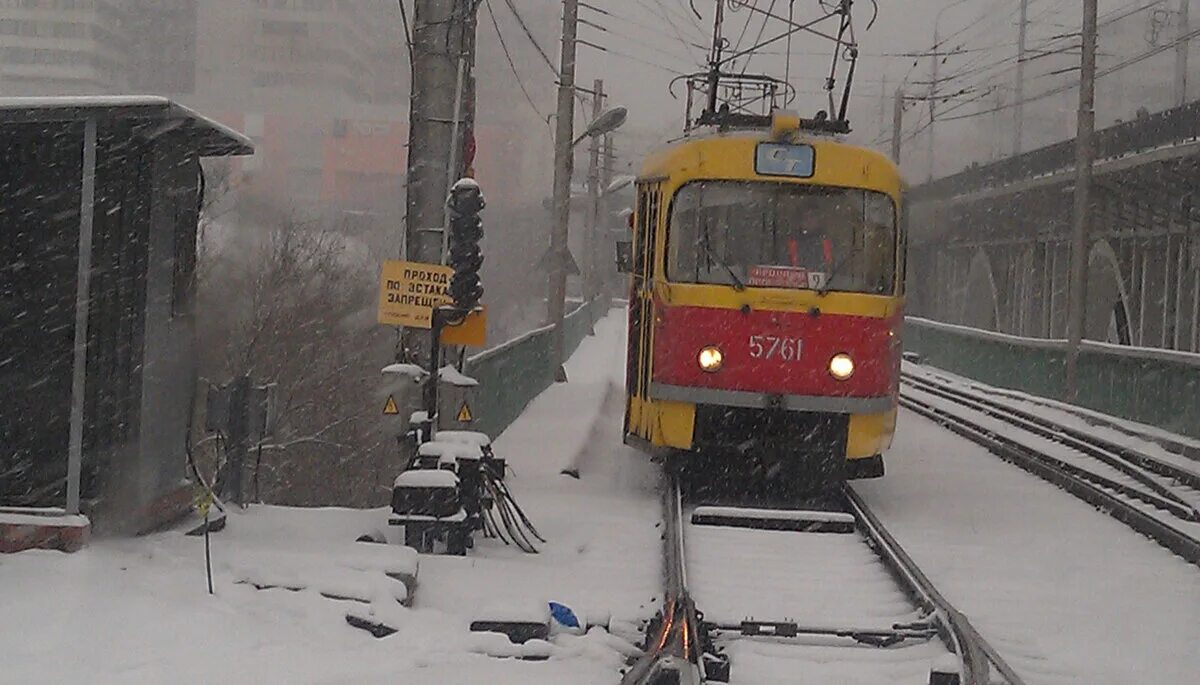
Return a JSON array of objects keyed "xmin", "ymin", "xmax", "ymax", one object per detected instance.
[
  {"xmin": 891, "ymin": 88, "xmax": 903, "ymax": 164},
  {"xmin": 1066, "ymin": 0, "xmax": 1098, "ymax": 399},
  {"xmin": 66, "ymin": 117, "xmax": 97, "ymax": 516},
  {"xmin": 547, "ymin": 0, "xmax": 580, "ymax": 382},
  {"xmin": 927, "ymin": 25, "xmax": 939, "ymax": 183},
  {"xmin": 583, "ymin": 79, "xmax": 604, "ymax": 309},
  {"xmin": 1176, "ymin": 0, "xmax": 1191, "ymax": 107},
  {"xmin": 1013, "ymin": 0, "xmax": 1028, "ymax": 155}
]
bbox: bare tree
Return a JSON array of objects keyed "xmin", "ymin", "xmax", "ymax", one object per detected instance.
[{"xmin": 197, "ymin": 211, "xmax": 400, "ymax": 507}]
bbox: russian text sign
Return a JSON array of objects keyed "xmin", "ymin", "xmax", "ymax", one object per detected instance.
[{"xmin": 378, "ymin": 260, "xmax": 454, "ymax": 328}]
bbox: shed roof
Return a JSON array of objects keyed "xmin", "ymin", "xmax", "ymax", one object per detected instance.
[{"xmin": 0, "ymin": 96, "xmax": 253, "ymax": 157}]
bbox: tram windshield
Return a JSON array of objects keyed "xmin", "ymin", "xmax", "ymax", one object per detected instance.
[{"xmin": 668, "ymin": 181, "xmax": 897, "ymax": 294}]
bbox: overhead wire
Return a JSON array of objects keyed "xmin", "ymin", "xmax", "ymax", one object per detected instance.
[
  {"xmin": 482, "ymin": 0, "xmax": 549, "ymax": 130},
  {"xmin": 499, "ymin": 0, "xmax": 557, "ymax": 75},
  {"xmin": 638, "ymin": 0, "xmax": 710, "ymax": 65},
  {"xmin": 396, "ymin": 0, "xmax": 414, "ymax": 68}
]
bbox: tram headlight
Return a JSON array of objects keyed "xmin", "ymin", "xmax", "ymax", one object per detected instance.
[
  {"xmin": 829, "ymin": 353, "xmax": 855, "ymax": 381},
  {"xmin": 698, "ymin": 346, "xmax": 724, "ymax": 373}
]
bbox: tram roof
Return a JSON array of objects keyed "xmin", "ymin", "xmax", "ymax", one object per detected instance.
[{"xmin": 637, "ymin": 127, "xmax": 901, "ymax": 193}]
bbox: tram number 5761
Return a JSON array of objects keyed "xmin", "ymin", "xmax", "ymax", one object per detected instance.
[{"xmin": 748, "ymin": 335, "xmax": 802, "ymax": 361}]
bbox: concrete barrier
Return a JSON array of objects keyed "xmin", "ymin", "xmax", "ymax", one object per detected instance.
[{"xmin": 904, "ymin": 316, "xmax": 1200, "ymax": 440}]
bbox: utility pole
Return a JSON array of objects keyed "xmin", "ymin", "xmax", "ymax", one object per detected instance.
[
  {"xmin": 600, "ymin": 132, "xmax": 615, "ymax": 300},
  {"xmin": 1014, "ymin": 0, "xmax": 1028, "ymax": 155},
  {"xmin": 877, "ymin": 74, "xmax": 888, "ymax": 143},
  {"xmin": 1176, "ymin": 0, "xmax": 1191, "ymax": 106},
  {"xmin": 927, "ymin": 25, "xmax": 939, "ymax": 182},
  {"xmin": 583, "ymin": 79, "xmax": 605, "ymax": 309},
  {"xmin": 547, "ymin": 0, "xmax": 580, "ymax": 382},
  {"xmin": 891, "ymin": 88, "xmax": 904, "ymax": 163},
  {"xmin": 402, "ymin": 0, "xmax": 476, "ymax": 363},
  {"xmin": 1066, "ymin": 0, "xmax": 1098, "ymax": 399}
]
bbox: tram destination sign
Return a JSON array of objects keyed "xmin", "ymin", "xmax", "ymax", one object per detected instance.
[{"xmin": 377, "ymin": 260, "xmax": 454, "ymax": 328}]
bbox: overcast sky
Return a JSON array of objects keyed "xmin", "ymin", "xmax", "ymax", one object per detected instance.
[{"xmin": 536, "ymin": 0, "xmax": 1164, "ymax": 178}]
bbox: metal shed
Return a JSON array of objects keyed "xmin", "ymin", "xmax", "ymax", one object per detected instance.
[{"xmin": 0, "ymin": 97, "xmax": 252, "ymax": 534}]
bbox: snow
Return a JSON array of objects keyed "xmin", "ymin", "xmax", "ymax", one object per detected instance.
[
  {"xmin": 434, "ymin": 430, "xmax": 492, "ymax": 446},
  {"xmin": 905, "ymin": 362, "xmax": 1200, "ymax": 459},
  {"xmin": 394, "ymin": 469, "xmax": 459, "ymax": 488},
  {"xmin": 0, "ymin": 309, "xmax": 652, "ymax": 684},
  {"xmin": 473, "ymin": 599, "xmax": 551, "ymax": 624},
  {"xmin": 0, "ymin": 511, "xmax": 90, "ymax": 527},
  {"xmin": 416, "ymin": 440, "xmax": 483, "ymax": 462},
  {"xmin": 439, "ymin": 364, "xmax": 480, "ymax": 386},
  {"xmin": 380, "ymin": 362, "xmax": 427, "ymax": 379},
  {"xmin": 412, "ymin": 312, "xmax": 662, "ymax": 632},
  {"xmin": 855, "ymin": 408, "xmax": 1200, "ymax": 685},
  {"xmin": 685, "ymin": 523, "xmax": 924, "ymax": 629},
  {"xmin": 389, "ymin": 510, "xmax": 468, "ymax": 524},
  {"xmin": 17, "ymin": 307, "xmax": 1196, "ymax": 683}
]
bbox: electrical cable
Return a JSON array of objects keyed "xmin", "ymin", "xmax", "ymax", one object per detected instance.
[
  {"xmin": 935, "ymin": 9, "xmax": 1198, "ymax": 125},
  {"xmin": 740, "ymin": 0, "xmax": 779, "ymax": 75},
  {"xmin": 396, "ymin": 0, "xmax": 414, "ymax": 68},
  {"xmin": 641, "ymin": 0, "xmax": 709, "ymax": 65},
  {"xmin": 499, "ymin": 0, "xmax": 557, "ymax": 75},
  {"xmin": 483, "ymin": 0, "xmax": 549, "ymax": 127}
]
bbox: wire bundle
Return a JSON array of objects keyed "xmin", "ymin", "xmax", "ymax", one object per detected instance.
[{"xmin": 479, "ymin": 464, "xmax": 545, "ymax": 553}]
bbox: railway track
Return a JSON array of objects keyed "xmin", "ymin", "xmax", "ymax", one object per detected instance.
[
  {"xmin": 901, "ymin": 370, "xmax": 1200, "ymax": 567},
  {"xmin": 621, "ymin": 471, "xmax": 1024, "ymax": 684}
]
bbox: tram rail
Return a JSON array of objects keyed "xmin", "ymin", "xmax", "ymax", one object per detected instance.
[
  {"xmin": 901, "ymin": 371, "xmax": 1200, "ymax": 568},
  {"xmin": 621, "ymin": 470, "xmax": 1024, "ymax": 684}
]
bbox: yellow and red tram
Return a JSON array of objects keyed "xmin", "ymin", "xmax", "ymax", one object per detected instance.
[{"xmin": 622, "ymin": 112, "xmax": 906, "ymax": 490}]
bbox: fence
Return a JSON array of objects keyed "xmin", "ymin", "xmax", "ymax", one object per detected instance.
[
  {"xmin": 463, "ymin": 299, "xmax": 607, "ymax": 439},
  {"xmin": 904, "ymin": 317, "xmax": 1200, "ymax": 440}
]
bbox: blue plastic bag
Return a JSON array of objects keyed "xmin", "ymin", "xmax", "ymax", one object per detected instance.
[{"xmin": 548, "ymin": 601, "xmax": 581, "ymax": 630}]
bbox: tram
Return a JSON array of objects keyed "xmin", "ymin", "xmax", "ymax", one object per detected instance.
[{"xmin": 621, "ymin": 110, "xmax": 906, "ymax": 492}]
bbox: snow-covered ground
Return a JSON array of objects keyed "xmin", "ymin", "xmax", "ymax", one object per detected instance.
[
  {"xmin": 686, "ymin": 522, "xmax": 949, "ymax": 685},
  {"xmin": 9, "ymin": 313, "xmax": 1200, "ymax": 685},
  {"xmin": 0, "ymin": 311, "xmax": 659, "ymax": 684},
  {"xmin": 903, "ymin": 362, "xmax": 1200, "ymax": 474},
  {"xmin": 857, "ymin": 407, "xmax": 1200, "ymax": 685}
]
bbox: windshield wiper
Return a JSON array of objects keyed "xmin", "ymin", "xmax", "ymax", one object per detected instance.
[
  {"xmin": 817, "ymin": 246, "xmax": 863, "ymax": 296},
  {"xmin": 699, "ymin": 235, "xmax": 746, "ymax": 291}
]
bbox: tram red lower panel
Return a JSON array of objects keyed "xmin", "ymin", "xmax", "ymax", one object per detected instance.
[{"xmin": 651, "ymin": 304, "xmax": 900, "ymax": 399}]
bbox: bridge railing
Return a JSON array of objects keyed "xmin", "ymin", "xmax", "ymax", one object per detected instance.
[
  {"xmin": 463, "ymin": 298, "xmax": 607, "ymax": 439},
  {"xmin": 914, "ymin": 100, "xmax": 1200, "ymax": 199},
  {"xmin": 904, "ymin": 316, "xmax": 1200, "ymax": 440}
]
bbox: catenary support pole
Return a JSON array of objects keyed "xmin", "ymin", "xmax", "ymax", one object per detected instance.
[
  {"xmin": 1176, "ymin": 0, "xmax": 1191, "ymax": 106},
  {"xmin": 66, "ymin": 117, "xmax": 97, "ymax": 516},
  {"xmin": 1014, "ymin": 0, "xmax": 1028, "ymax": 155},
  {"xmin": 1066, "ymin": 0, "xmax": 1098, "ymax": 400},
  {"xmin": 402, "ymin": 0, "xmax": 476, "ymax": 363},
  {"xmin": 547, "ymin": 0, "xmax": 580, "ymax": 382},
  {"xmin": 891, "ymin": 88, "xmax": 903, "ymax": 164},
  {"xmin": 583, "ymin": 79, "xmax": 604, "ymax": 310},
  {"xmin": 927, "ymin": 24, "xmax": 939, "ymax": 182}
]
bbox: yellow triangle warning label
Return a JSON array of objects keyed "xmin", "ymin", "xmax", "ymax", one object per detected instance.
[
  {"xmin": 456, "ymin": 403, "xmax": 473, "ymax": 423},
  {"xmin": 383, "ymin": 395, "xmax": 399, "ymax": 415}
]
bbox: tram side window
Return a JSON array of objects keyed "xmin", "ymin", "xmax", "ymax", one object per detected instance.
[{"xmin": 667, "ymin": 181, "xmax": 897, "ymax": 295}]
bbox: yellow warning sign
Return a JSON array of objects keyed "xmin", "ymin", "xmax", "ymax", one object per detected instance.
[
  {"xmin": 383, "ymin": 395, "xmax": 400, "ymax": 415},
  {"xmin": 440, "ymin": 306, "xmax": 488, "ymax": 347},
  {"xmin": 456, "ymin": 403, "xmax": 473, "ymax": 423},
  {"xmin": 377, "ymin": 260, "xmax": 454, "ymax": 328}
]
